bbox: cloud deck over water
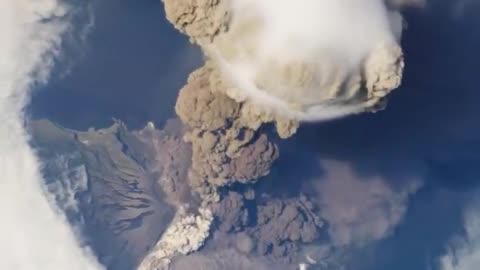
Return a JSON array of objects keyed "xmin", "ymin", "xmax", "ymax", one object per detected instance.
[{"xmin": 0, "ymin": 1, "xmax": 103, "ymax": 269}]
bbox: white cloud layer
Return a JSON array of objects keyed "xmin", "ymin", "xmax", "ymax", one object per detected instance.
[
  {"xmin": 0, "ymin": 1, "xmax": 103, "ymax": 269},
  {"xmin": 440, "ymin": 197, "xmax": 480, "ymax": 270}
]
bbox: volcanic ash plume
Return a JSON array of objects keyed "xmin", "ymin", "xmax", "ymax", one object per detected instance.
[
  {"xmin": 160, "ymin": 0, "xmax": 408, "ymax": 199},
  {"xmin": 164, "ymin": 0, "xmax": 408, "ymax": 200},
  {"xmin": 165, "ymin": 0, "xmax": 405, "ymax": 122},
  {"xmin": 163, "ymin": 0, "xmax": 407, "ymax": 199},
  {"xmin": 142, "ymin": 0, "xmax": 409, "ymax": 268},
  {"xmin": 174, "ymin": 65, "xmax": 296, "ymax": 199}
]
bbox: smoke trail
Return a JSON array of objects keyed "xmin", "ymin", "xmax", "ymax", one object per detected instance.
[{"xmin": 0, "ymin": 1, "xmax": 103, "ymax": 269}]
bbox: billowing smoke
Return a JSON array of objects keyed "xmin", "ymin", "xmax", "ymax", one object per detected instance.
[
  {"xmin": 210, "ymin": 0, "xmax": 404, "ymax": 121},
  {"xmin": 0, "ymin": 1, "xmax": 103, "ymax": 269}
]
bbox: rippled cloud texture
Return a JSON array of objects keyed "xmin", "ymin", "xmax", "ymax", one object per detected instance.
[{"xmin": 0, "ymin": 1, "xmax": 103, "ymax": 269}]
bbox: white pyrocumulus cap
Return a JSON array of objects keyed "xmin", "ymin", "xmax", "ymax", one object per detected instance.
[
  {"xmin": 211, "ymin": 0, "xmax": 404, "ymax": 121},
  {"xmin": 0, "ymin": 1, "xmax": 103, "ymax": 269}
]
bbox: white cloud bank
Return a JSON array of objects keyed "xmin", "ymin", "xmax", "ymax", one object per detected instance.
[
  {"xmin": 0, "ymin": 1, "xmax": 103, "ymax": 269},
  {"xmin": 440, "ymin": 197, "xmax": 480, "ymax": 270}
]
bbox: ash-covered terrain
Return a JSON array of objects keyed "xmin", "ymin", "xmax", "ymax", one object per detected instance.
[
  {"xmin": 32, "ymin": 117, "xmax": 328, "ymax": 270},
  {"xmin": 31, "ymin": 119, "xmax": 179, "ymax": 270}
]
